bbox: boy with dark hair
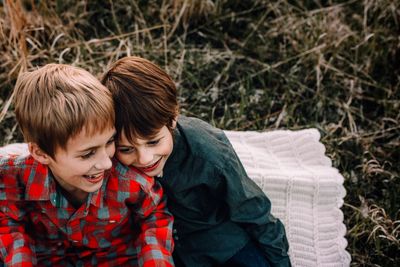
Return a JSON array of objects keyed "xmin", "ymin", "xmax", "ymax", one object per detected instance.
[
  {"xmin": 0, "ymin": 64, "xmax": 174, "ymax": 266},
  {"xmin": 102, "ymin": 56, "xmax": 291, "ymax": 267}
]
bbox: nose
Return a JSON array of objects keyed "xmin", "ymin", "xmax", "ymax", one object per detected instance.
[
  {"xmin": 95, "ymin": 149, "xmax": 113, "ymax": 170},
  {"xmin": 137, "ymin": 148, "xmax": 153, "ymax": 166}
]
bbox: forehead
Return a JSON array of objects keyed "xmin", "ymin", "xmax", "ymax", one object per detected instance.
[
  {"xmin": 119, "ymin": 126, "xmax": 166, "ymax": 146},
  {"xmin": 58, "ymin": 126, "xmax": 115, "ymax": 154}
]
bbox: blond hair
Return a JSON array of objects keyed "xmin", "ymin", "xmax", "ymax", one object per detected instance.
[{"xmin": 14, "ymin": 64, "xmax": 115, "ymax": 158}]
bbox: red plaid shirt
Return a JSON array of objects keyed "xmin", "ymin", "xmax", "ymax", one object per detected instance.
[{"xmin": 0, "ymin": 155, "xmax": 174, "ymax": 266}]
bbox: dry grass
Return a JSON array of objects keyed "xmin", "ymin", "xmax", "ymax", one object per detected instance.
[{"xmin": 0, "ymin": 0, "xmax": 399, "ymax": 265}]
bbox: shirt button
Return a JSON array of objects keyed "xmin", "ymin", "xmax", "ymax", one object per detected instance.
[
  {"xmin": 57, "ymin": 242, "xmax": 63, "ymax": 246},
  {"xmin": 173, "ymin": 229, "xmax": 177, "ymax": 234}
]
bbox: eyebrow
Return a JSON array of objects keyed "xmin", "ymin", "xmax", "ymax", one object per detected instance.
[{"xmin": 76, "ymin": 132, "xmax": 116, "ymax": 153}]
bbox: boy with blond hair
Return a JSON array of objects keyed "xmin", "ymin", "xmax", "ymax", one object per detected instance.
[
  {"xmin": 0, "ymin": 64, "xmax": 174, "ymax": 266},
  {"xmin": 102, "ymin": 56, "xmax": 291, "ymax": 267}
]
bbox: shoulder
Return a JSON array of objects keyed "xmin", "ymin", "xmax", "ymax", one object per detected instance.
[
  {"xmin": 178, "ymin": 116, "xmax": 225, "ymax": 138},
  {"xmin": 0, "ymin": 154, "xmax": 37, "ymax": 179},
  {"xmin": 176, "ymin": 116, "xmax": 236, "ymax": 167},
  {"xmin": 109, "ymin": 159, "xmax": 155, "ymax": 194},
  {"xmin": 0, "ymin": 154, "xmax": 39, "ymax": 200},
  {"xmin": 108, "ymin": 160, "xmax": 162, "ymax": 209}
]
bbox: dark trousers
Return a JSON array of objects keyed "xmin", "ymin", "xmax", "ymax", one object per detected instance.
[
  {"xmin": 174, "ymin": 240, "xmax": 271, "ymax": 267},
  {"xmin": 220, "ymin": 240, "xmax": 271, "ymax": 267}
]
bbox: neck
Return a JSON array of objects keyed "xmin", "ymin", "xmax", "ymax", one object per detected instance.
[{"xmin": 58, "ymin": 184, "xmax": 89, "ymax": 209}]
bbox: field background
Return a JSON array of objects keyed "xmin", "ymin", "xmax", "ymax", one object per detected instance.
[{"xmin": 0, "ymin": 0, "xmax": 399, "ymax": 265}]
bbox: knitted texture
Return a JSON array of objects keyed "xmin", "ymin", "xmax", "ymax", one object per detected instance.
[
  {"xmin": 0, "ymin": 143, "xmax": 29, "ymax": 156},
  {"xmin": 224, "ymin": 129, "xmax": 351, "ymax": 267},
  {"xmin": 0, "ymin": 128, "xmax": 351, "ymax": 266}
]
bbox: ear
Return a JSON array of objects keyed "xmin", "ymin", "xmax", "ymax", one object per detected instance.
[
  {"xmin": 171, "ymin": 116, "xmax": 178, "ymax": 129},
  {"xmin": 28, "ymin": 142, "xmax": 51, "ymax": 165}
]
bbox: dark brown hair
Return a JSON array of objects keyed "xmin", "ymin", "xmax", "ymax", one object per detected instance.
[{"xmin": 101, "ymin": 56, "xmax": 179, "ymax": 143}]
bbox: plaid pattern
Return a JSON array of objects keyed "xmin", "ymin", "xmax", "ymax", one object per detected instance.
[{"xmin": 0, "ymin": 155, "xmax": 174, "ymax": 266}]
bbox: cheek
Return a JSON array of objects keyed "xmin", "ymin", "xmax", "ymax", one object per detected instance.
[
  {"xmin": 116, "ymin": 152, "xmax": 134, "ymax": 165},
  {"xmin": 158, "ymin": 145, "xmax": 171, "ymax": 156},
  {"xmin": 59, "ymin": 162, "xmax": 87, "ymax": 177},
  {"xmin": 166, "ymin": 139, "xmax": 174, "ymax": 155},
  {"xmin": 165, "ymin": 145, "xmax": 173, "ymax": 156},
  {"xmin": 108, "ymin": 144, "xmax": 116, "ymax": 157}
]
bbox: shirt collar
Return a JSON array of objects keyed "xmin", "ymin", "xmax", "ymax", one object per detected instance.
[
  {"xmin": 24, "ymin": 156, "xmax": 110, "ymax": 208},
  {"xmin": 89, "ymin": 169, "xmax": 112, "ymax": 208},
  {"xmin": 24, "ymin": 158, "xmax": 55, "ymax": 201}
]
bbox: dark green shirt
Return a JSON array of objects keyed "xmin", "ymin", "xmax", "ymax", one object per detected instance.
[{"xmin": 160, "ymin": 116, "xmax": 290, "ymax": 267}]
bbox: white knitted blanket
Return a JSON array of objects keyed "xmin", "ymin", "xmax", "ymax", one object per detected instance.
[
  {"xmin": 0, "ymin": 129, "xmax": 351, "ymax": 266},
  {"xmin": 224, "ymin": 129, "xmax": 350, "ymax": 267}
]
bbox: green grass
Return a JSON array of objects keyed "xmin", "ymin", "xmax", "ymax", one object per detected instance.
[{"xmin": 1, "ymin": 0, "xmax": 399, "ymax": 265}]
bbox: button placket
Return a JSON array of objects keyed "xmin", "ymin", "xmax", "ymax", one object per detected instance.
[{"xmin": 173, "ymin": 228, "xmax": 179, "ymax": 240}]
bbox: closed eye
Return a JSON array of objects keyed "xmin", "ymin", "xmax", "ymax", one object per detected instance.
[
  {"xmin": 81, "ymin": 150, "xmax": 95, "ymax": 159},
  {"xmin": 117, "ymin": 146, "xmax": 135, "ymax": 154},
  {"xmin": 107, "ymin": 135, "xmax": 116, "ymax": 145},
  {"xmin": 148, "ymin": 138, "xmax": 162, "ymax": 146}
]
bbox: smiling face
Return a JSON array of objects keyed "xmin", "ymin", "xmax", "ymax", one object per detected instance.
[
  {"xmin": 44, "ymin": 126, "xmax": 116, "ymax": 201},
  {"xmin": 116, "ymin": 126, "xmax": 174, "ymax": 177}
]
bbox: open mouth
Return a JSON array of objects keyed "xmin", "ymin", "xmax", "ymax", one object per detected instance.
[
  {"xmin": 137, "ymin": 158, "xmax": 162, "ymax": 173},
  {"xmin": 83, "ymin": 173, "xmax": 104, "ymax": 184}
]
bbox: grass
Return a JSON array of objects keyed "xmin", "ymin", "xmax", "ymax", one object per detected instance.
[{"xmin": 1, "ymin": 0, "xmax": 399, "ymax": 265}]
